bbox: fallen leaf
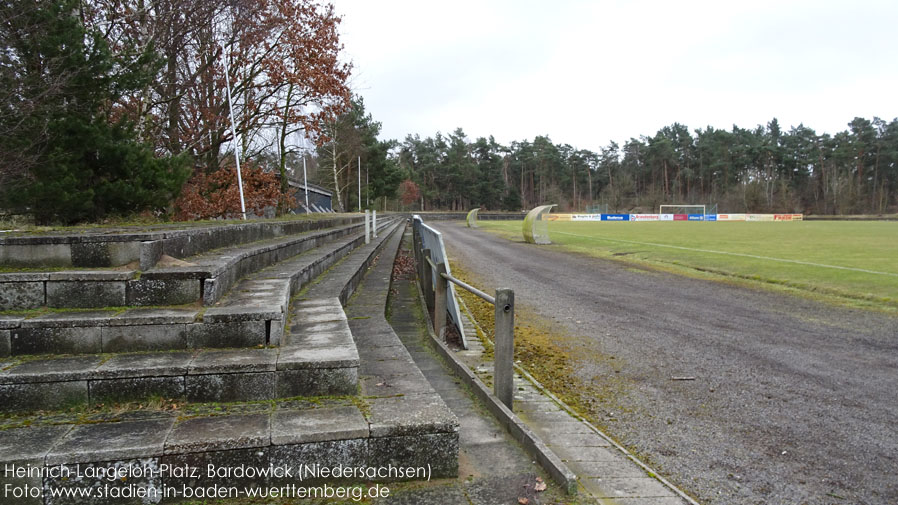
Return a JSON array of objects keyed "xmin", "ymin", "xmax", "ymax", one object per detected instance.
[
  {"xmin": 535, "ymin": 481, "xmax": 547, "ymax": 492},
  {"xmin": 518, "ymin": 498, "xmax": 529, "ymax": 505}
]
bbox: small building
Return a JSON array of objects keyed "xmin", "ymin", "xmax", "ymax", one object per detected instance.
[{"xmin": 287, "ymin": 178, "xmax": 334, "ymax": 213}]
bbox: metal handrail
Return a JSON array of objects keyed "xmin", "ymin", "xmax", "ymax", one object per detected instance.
[
  {"xmin": 425, "ymin": 256, "xmax": 496, "ymax": 304},
  {"xmin": 416, "ymin": 222, "xmax": 515, "ymax": 410},
  {"xmin": 443, "ymin": 274, "xmax": 496, "ymax": 305}
]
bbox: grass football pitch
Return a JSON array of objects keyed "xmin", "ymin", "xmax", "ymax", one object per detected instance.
[{"xmin": 476, "ymin": 220, "xmax": 898, "ymax": 311}]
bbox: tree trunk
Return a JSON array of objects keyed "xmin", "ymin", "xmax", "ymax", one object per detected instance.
[
  {"xmin": 276, "ymin": 84, "xmax": 293, "ymax": 216},
  {"xmin": 330, "ymin": 137, "xmax": 344, "ymax": 212},
  {"xmin": 587, "ymin": 167, "xmax": 592, "ymax": 207}
]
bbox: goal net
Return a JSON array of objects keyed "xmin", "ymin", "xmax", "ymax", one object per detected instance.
[{"xmin": 659, "ymin": 204, "xmax": 706, "ymax": 215}]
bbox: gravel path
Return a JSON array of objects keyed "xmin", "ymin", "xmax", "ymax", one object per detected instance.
[{"xmin": 434, "ymin": 220, "xmax": 898, "ymax": 505}]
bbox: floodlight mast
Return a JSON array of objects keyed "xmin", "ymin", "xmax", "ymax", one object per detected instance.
[
  {"xmin": 297, "ymin": 107, "xmax": 310, "ymax": 212},
  {"xmin": 221, "ymin": 42, "xmax": 247, "ymax": 221}
]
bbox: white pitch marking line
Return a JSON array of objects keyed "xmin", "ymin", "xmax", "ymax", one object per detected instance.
[{"xmin": 553, "ymin": 231, "xmax": 898, "ymax": 278}]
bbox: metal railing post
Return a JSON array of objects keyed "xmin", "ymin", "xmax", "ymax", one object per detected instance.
[
  {"xmin": 373, "ymin": 210, "xmax": 377, "ymax": 238},
  {"xmin": 422, "ymin": 248, "xmax": 434, "ymax": 312},
  {"xmin": 412, "ymin": 225, "xmax": 421, "ymax": 276},
  {"xmin": 414, "ymin": 229, "xmax": 425, "ymax": 295},
  {"xmin": 494, "ymin": 288, "xmax": 515, "ymax": 410},
  {"xmin": 435, "ymin": 263, "xmax": 448, "ymax": 338},
  {"xmin": 364, "ymin": 210, "xmax": 370, "ymax": 244}
]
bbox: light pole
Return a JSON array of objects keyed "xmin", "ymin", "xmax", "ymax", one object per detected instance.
[{"xmin": 221, "ymin": 42, "xmax": 247, "ymax": 220}]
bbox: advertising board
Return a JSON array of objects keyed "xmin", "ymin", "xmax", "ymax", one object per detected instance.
[{"xmin": 774, "ymin": 214, "xmax": 804, "ymax": 221}]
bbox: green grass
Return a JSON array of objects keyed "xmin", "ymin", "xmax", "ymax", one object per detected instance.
[{"xmin": 478, "ymin": 220, "xmax": 898, "ymax": 312}]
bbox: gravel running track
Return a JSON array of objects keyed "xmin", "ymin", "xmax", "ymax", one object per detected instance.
[{"xmin": 433, "ymin": 220, "xmax": 898, "ymax": 505}]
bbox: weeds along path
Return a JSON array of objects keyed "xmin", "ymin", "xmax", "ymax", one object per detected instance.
[{"xmin": 434, "ymin": 220, "xmax": 898, "ymax": 505}]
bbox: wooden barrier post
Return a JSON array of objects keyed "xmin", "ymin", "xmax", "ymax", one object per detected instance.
[{"xmin": 494, "ymin": 288, "xmax": 515, "ymax": 409}]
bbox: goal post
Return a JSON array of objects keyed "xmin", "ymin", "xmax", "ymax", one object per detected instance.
[{"xmin": 659, "ymin": 204, "xmax": 707, "ymax": 215}]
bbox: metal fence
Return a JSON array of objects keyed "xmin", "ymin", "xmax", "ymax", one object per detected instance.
[
  {"xmin": 412, "ymin": 215, "xmax": 517, "ymax": 409},
  {"xmin": 411, "ymin": 215, "xmax": 468, "ymax": 349}
]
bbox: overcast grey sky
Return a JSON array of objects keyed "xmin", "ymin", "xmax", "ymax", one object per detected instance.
[{"xmin": 330, "ymin": 0, "xmax": 898, "ymax": 150}]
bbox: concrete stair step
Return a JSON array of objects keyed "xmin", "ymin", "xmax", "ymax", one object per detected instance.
[
  {"xmin": 0, "ymin": 216, "xmax": 362, "ymax": 270},
  {"xmin": 0, "ymin": 310, "xmax": 358, "ymax": 412},
  {"xmin": 0, "ymin": 220, "xmax": 400, "ymax": 358},
  {"xmin": 208, "ymin": 218, "xmax": 400, "ymax": 345},
  {"xmin": 303, "ymin": 220, "xmax": 404, "ymax": 304},
  {"xmin": 0, "ymin": 396, "xmax": 457, "ymax": 505},
  {"xmin": 0, "ymin": 222, "xmax": 406, "ymax": 409},
  {"xmin": 0, "ymin": 221, "xmax": 463, "ymax": 503},
  {"xmin": 0, "ymin": 219, "xmax": 369, "ymax": 311}
]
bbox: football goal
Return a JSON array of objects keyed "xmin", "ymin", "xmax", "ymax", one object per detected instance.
[{"xmin": 659, "ymin": 204, "xmax": 707, "ymax": 215}]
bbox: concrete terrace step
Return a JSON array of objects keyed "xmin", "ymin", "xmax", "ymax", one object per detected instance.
[
  {"xmin": 0, "ymin": 216, "xmax": 362, "ymax": 269},
  {"xmin": 0, "ymin": 398, "xmax": 458, "ymax": 505},
  {"xmin": 341, "ymin": 225, "xmax": 461, "ymax": 479},
  {"xmin": 0, "ymin": 220, "xmax": 461, "ymax": 504},
  {"xmin": 0, "ymin": 220, "xmax": 400, "ymax": 358},
  {"xmin": 0, "ymin": 311, "xmax": 358, "ymax": 412},
  {"xmin": 0, "ymin": 221, "xmax": 404, "ymax": 408},
  {"xmin": 208, "ymin": 218, "xmax": 401, "ymax": 346},
  {"xmin": 0, "ymin": 219, "xmax": 368, "ymax": 311},
  {"xmin": 303, "ymin": 219, "xmax": 404, "ymax": 305}
]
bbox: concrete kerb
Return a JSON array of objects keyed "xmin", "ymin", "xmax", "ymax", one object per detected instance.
[{"xmin": 411, "ymin": 258, "xmax": 579, "ymax": 495}]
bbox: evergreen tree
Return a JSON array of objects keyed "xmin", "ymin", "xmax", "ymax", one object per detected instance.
[
  {"xmin": 0, "ymin": 0, "xmax": 189, "ymax": 224},
  {"xmin": 367, "ymin": 139, "xmax": 402, "ymax": 208}
]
